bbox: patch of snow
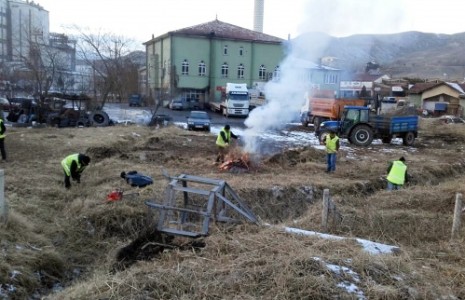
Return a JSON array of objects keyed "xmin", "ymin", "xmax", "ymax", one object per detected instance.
[
  {"xmin": 355, "ymin": 238, "xmax": 399, "ymax": 255},
  {"xmin": 10, "ymin": 270, "xmax": 21, "ymax": 279},
  {"xmin": 312, "ymin": 257, "xmax": 366, "ymax": 299},
  {"xmin": 278, "ymin": 225, "xmax": 399, "ymax": 255},
  {"xmin": 284, "ymin": 226, "xmax": 344, "ymax": 241},
  {"xmin": 103, "ymin": 106, "xmax": 152, "ymax": 125},
  {"xmin": 337, "ymin": 282, "xmax": 365, "ymax": 299},
  {"xmin": 0, "ymin": 284, "xmax": 16, "ymax": 297}
]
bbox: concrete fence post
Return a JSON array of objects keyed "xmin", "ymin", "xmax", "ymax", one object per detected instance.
[
  {"xmin": 0, "ymin": 169, "xmax": 7, "ymax": 223},
  {"xmin": 322, "ymin": 189, "xmax": 330, "ymax": 232},
  {"xmin": 451, "ymin": 193, "xmax": 463, "ymax": 240}
]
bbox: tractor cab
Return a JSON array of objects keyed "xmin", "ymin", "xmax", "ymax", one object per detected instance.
[{"xmin": 340, "ymin": 106, "xmax": 370, "ymax": 135}]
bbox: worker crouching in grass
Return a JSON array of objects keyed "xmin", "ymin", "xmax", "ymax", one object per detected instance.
[
  {"xmin": 386, "ymin": 156, "xmax": 408, "ymax": 190},
  {"xmin": 61, "ymin": 153, "xmax": 91, "ymax": 189}
]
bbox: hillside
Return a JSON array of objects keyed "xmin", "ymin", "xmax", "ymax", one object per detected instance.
[
  {"xmin": 0, "ymin": 122, "xmax": 464, "ymax": 299},
  {"xmin": 293, "ymin": 31, "xmax": 465, "ymax": 80}
]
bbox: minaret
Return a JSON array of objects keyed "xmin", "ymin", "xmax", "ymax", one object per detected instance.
[{"xmin": 253, "ymin": 0, "xmax": 264, "ymax": 33}]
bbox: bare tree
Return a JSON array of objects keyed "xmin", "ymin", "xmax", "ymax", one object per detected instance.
[
  {"xmin": 10, "ymin": 26, "xmax": 75, "ymax": 121},
  {"xmin": 74, "ymin": 28, "xmax": 141, "ymax": 109},
  {"xmin": 14, "ymin": 29, "xmax": 73, "ymax": 95}
]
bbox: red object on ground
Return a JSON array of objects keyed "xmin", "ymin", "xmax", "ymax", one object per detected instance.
[{"xmin": 106, "ymin": 189, "xmax": 123, "ymax": 202}]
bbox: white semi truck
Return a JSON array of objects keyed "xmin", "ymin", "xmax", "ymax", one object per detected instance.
[{"xmin": 210, "ymin": 83, "xmax": 250, "ymax": 117}]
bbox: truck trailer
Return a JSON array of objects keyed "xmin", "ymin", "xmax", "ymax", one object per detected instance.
[{"xmin": 301, "ymin": 96, "xmax": 367, "ymax": 130}]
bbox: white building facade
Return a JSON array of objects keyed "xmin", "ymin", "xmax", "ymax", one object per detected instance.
[
  {"xmin": 0, "ymin": 0, "xmax": 8, "ymax": 63},
  {"xmin": 8, "ymin": 0, "xmax": 49, "ymax": 60}
]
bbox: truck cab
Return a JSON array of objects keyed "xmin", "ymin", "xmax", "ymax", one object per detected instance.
[{"xmin": 223, "ymin": 83, "xmax": 249, "ymax": 117}]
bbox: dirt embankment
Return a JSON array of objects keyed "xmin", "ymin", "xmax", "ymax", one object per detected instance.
[{"xmin": 0, "ymin": 122, "xmax": 464, "ymax": 299}]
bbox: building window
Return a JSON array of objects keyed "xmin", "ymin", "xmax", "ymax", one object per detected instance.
[
  {"xmin": 237, "ymin": 64, "xmax": 244, "ymax": 79},
  {"xmin": 273, "ymin": 66, "xmax": 280, "ymax": 80},
  {"xmin": 181, "ymin": 59, "xmax": 189, "ymax": 75},
  {"xmin": 198, "ymin": 61, "xmax": 206, "ymax": 76},
  {"xmin": 324, "ymin": 73, "xmax": 338, "ymax": 84},
  {"xmin": 259, "ymin": 64, "xmax": 266, "ymax": 80},
  {"xmin": 239, "ymin": 46, "xmax": 244, "ymax": 56},
  {"xmin": 221, "ymin": 62, "xmax": 229, "ymax": 78},
  {"xmin": 223, "ymin": 45, "xmax": 228, "ymax": 55}
]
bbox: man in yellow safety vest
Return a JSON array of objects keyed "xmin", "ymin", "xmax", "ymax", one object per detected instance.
[
  {"xmin": 0, "ymin": 117, "xmax": 6, "ymax": 161},
  {"xmin": 323, "ymin": 130, "xmax": 340, "ymax": 173},
  {"xmin": 386, "ymin": 156, "xmax": 408, "ymax": 190},
  {"xmin": 215, "ymin": 124, "xmax": 238, "ymax": 163},
  {"xmin": 61, "ymin": 153, "xmax": 91, "ymax": 189}
]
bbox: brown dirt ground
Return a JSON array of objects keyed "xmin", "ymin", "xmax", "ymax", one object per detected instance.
[{"xmin": 0, "ymin": 119, "xmax": 464, "ymax": 299}]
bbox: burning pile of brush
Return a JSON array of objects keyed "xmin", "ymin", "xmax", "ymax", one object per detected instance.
[{"xmin": 219, "ymin": 147, "xmax": 257, "ymax": 173}]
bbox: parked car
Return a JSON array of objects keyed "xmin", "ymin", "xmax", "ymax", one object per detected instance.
[
  {"xmin": 148, "ymin": 114, "xmax": 172, "ymax": 126},
  {"xmin": 187, "ymin": 110, "xmax": 211, "ymax": 131},
  {"xmin": 128, "ymin": 94, "xmax": 144, "ymax": 107},
  {"xmin": 169, "ymin": 97, "xmax": 189, "ymax": 110},
  {"xmin": 439, "ymin": 115, "xmax": 465, "ymax": 124},
  {"xmin": 0, "ymin": 97, "xmax": 11, "ymax": 111}
]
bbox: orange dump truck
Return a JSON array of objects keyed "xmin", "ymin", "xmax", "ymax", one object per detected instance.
[{"xmin": 301, "ymin": 97, "xmax": 367, "ymax": 130}]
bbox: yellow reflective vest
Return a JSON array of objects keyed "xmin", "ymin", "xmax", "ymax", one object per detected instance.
[
  {"xmin": 216, "ymin": 128, "xmax": 230, "ymax": 147},
  {"xmin": 387, "ymin": 161, "xmax": 407, "ymax": 185},
  {"xmin": 0, "ymin": 119, "xmax": 5, "ymax": 139},
  {"xmin": 325, "ymin": 135, "xmax": 339, "ymax": 153},
  {"xmin": 61, "ymin": 154, "xmax": 85, "ymax": 176}
]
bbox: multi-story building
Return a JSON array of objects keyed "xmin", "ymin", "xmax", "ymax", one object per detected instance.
[
  {"xmin": 143, "ymin": 19, "xmax": 284, "ymax": 107},
  {"xmin": 0, "ymin": 0, "xmax": 7, "ymax": 63},
  {"xmin": 0, "ymin": 0, "xmax": 79, "ymax": 96},
  {"xmin": 8, "ymin": 0, "xmax": 49, "ymax": 60}
]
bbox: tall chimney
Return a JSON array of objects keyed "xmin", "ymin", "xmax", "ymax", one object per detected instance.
[{"xmin": 253, "ymin": 0, "xmax": 264, "ymax": 33}]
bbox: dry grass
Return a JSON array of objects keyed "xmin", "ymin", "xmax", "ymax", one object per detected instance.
[{"xmin": 0, "ymin": 123, "xmax": 464, "ymax": 299}]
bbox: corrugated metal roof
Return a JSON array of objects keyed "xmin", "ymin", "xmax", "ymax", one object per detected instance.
[
  {"xmin": 160, "ymin": 19, "xmax": 284, "ymax": 43},
  {"xmin": 408, "ymin": 82, "xmax": 443, "ymax": 94},
  {"xmin": 447, "ymin": 82, "xmax": 465, "ymax": 94},
  {"xmin": 409, "ymin": 81, "xmax": 464, "ymax": 94}
]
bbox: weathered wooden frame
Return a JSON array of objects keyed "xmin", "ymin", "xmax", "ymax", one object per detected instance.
[{"xmin": 145, "ymin": 173, "xmax": 258, "ymax": 238}]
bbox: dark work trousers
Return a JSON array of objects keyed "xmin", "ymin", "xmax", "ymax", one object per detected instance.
[
  {"xmin": 0, "ymin": 138, "xmax": 6, "ymax": 160},
  {"xmin": 64, "ymin": 172, "xmax": 71, "ymax": 189}
]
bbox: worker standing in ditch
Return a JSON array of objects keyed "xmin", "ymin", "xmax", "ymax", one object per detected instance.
[
  {"xmin": 61, "ymin": 153, "xmax": 91, "ymax": 189},
  {"xmin": 386, "ymin": 156, "xmax": 408, "ymax": 190},
  {"xmin": 215, "ymin": 124, "xmax": 238, "ymax": 164},
  {"xmin": 0, "ymin": 116, "xmax": 6, "ymax": 161},
  {"xmin": 323, "ymin": 130, "xmax": 340, "ymax": 173}
]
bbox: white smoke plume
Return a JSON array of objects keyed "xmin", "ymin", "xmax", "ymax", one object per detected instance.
[
  {"xmin": 242, "ymin": 0, "xmax": 406, "ymax": 154},
  {"xmin": 243, "ymin": 53, "xmax": 314, "ymax": 154}
]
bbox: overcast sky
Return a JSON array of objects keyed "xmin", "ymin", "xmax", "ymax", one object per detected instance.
[{"xmin": 37, "ymin": 0, "xmax": 465, "ymax": 48}]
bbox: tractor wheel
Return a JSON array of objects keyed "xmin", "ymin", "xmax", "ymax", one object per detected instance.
[
  {"xmin": 90, "ymin": 111, "xmax": 110, "ymax": 127},
  {"xmin": 402, "ymin": 131, "xmax": 415, "ymax": 146},
  {"xmin": 313, "ymin": 117, "xmax": 321, "ymax": 132},
  {"xmin": 76, "ymin": 117, "xmax": 90, "ymax": 127},
  {"xmin": 350, "ymin": 125, "xmax": 374, "ymax": 146}
]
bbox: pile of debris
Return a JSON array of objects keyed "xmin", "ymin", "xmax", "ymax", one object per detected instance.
[{"xmin": 219, "ymin": 149, "xmax": 257, "ymax": 173}]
